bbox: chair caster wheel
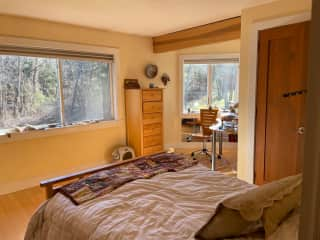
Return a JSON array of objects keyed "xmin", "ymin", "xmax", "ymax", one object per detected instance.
[{"xmin": 217, "ymin": 155, "xmax": 222, "ymax": 159}]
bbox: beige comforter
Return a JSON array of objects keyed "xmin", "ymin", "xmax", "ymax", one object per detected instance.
[{"xmin": 25, "ymin": 164, "xmax": 298, "ymax": 240}]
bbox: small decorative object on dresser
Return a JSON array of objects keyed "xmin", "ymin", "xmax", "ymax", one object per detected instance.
[
  {"xmin": 144, "ymin": 64, "xmax": 158, "ymax": 78},
  {"xmin": 125, "ymin": 88, "xmax": 163, "ymax": 156},
  {"xmin": 149, "ymin": 83, "xmax": 155, "ymax": 88},
  {"xmin": 124, "ymin": 79, "xmax": 140, "ymax": 89}
]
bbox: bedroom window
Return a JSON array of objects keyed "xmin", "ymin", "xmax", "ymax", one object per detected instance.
[
  {"xmin": 0, "ymin": 45, "xmax": 115, "ymax": 135},
  {"xmin": 182, "ymin": 56, "xmax": 239, "ymax": 113}
]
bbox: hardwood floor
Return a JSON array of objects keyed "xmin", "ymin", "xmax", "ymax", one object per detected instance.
[
  {"xmin": 0, "ymin": 143, "xmax": 237, "ymax": 240},
  {"xmin": 176, "ymin": 142, "xmax": 237, "ymax": 175},
  {"xmin": 0, "ymin": 187, "xmax": 45, "ymax": 240}
]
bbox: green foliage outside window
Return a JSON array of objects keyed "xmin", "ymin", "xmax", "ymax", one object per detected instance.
[{"xmin": 0, "ymin": 55, "xmax": 113, "ymax": 132}]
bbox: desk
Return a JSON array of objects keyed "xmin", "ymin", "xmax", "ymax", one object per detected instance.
[
  {"xmin": 209, "ymin": 112, "xmax": 238, "ymax": 171},
  {"xmin": 181, "ymin": 114, "xmax": 200, "ymax": 141},
  {"xmin": 209, "ymin": 125, "xmax": 238, "ymax": 171},
  {"xmin": 209, "ymin": 122, "xmax": 223, "ymax": 171}
]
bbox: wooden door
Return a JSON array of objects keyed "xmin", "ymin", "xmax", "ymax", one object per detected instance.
[{"xmin": 255, "ymin": 22, "xmax": 309, "ymax": 185}]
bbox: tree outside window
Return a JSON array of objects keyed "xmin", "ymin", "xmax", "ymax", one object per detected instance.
[
  {"xmin": 183, "ymin": 58, "xmax": 239, "ymax": 113},
  {"xmin": 0, "ymin": 54, "xmax": 114, "ymax": 133}
]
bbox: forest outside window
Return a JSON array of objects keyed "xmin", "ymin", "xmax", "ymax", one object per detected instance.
[
  {"xmin": 182, "ymin": 57, "xmax": 239, "ymax": 113},
  {"xmin": 0, "ymin": 48, "xmax": 115, "ymax": 136}
]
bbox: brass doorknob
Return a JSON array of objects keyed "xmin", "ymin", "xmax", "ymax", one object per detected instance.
[{"xmin": 297, "ymin": 127, "xmax": 305, "ymax": 135}]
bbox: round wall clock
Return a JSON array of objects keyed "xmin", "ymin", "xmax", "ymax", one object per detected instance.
[{"xmin": 145, "ymin": 64, "xmax": 158, "ymax": 79}]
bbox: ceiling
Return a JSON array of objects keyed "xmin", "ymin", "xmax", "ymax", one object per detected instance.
[{"xmin": 0, "ymin": 0, "xmax": 275, "ymax": 36}]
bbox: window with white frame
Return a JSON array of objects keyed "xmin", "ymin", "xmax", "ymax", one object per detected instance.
[
  {"xmin": 182, "ymin": 56, "xmax": 239, "ymax": 113},
  {"xmin": 0, "ymin": 45, "xmax": 115, "ymax": 135}
]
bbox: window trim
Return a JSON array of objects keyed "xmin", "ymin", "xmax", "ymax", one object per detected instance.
[
  {"xmin": 0, "ymin": 120, "xmax": 122, "ymax": 144},
  {"xmin": 0, "ymin": 36, "xmax": 120, "ymax": 143},
  {"xmin": 179, "ymin": 54, "xmax": 240, "ymax": 117}
]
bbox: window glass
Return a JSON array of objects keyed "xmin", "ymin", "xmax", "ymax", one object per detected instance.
[
  {"xmin": 183, "ymin": 64, "xmax": 208, "ymax": 113},
  {"xmin": 0, "ymin": 54, "xmax": 114, "ymax": 134},
  {"xmin": 211, "ymin": 63, "xmax": 239, "ymax": 109},
  {"xmin": 182, "ymin": 60, "xmax": 239, "ymax": 113},
  {"xmin": 0, "ymin": 55, "xmax": 61, "ymax": 129},
  {"xmin": 61, "ymin": 59, "xmax": 113, "ymax": 124}
]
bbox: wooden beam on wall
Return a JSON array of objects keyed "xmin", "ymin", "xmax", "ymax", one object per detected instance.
[{"xmin": 152, "ymin": 16, "xmax": 241, "ymax": 53}]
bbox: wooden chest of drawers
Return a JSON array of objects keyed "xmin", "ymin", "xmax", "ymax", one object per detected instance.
[{"xmin": 125, "ymin": 89, "xmax": 163, "ymax": 156}]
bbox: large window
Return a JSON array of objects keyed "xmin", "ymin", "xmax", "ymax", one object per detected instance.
[
  {"xmin": 182, "ymin": 56, "xmax": 239, "ymax": 113},
  {"xmin": 0, "ymin": 46, "xmax": 115, "ymax": 135}
]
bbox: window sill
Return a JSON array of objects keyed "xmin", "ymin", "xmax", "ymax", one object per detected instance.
[{"xmin": 0, "ymin": 120, "xmax": 122, "ymax": 144}]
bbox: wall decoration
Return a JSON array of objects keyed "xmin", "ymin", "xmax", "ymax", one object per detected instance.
[
  {"xmin": 145, "ymin": 64, "xmax": 158, "ymax": 78},
  {"xmin": 161, "ymin": 73, "xmax": 170, "ymax": 86}
]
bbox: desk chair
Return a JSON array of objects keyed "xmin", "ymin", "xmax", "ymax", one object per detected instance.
[{"xmin": 191, "ymin": 108, "xmax": 218, "ymax": 159}]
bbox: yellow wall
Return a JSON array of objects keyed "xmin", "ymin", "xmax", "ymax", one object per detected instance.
[
  {"xmin": 151, "ymin": 40, "xmax": 241, "ymax": 146},
  {"xmin": 0, "ymin": 0, "xmax": 312, "ymax": 194},
  {"xmin": 0, "ymin": 15, "xmax": 240, "ymax": 194},
  {"xmin": 238, "ymin": 0, "xmax": 312, "ymax": 182},
  {"xmin": 0, "ymin": 14, "xmax": 156, "ymax": 194}
]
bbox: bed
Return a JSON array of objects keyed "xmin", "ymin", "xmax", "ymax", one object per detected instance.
[{"xmin": 25, "ymin": 153, "xmax": 300, "ymax": 240}]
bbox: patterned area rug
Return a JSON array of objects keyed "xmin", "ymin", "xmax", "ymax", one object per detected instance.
[{"xmin": 60, "ymin": 152, "xmax": 198, "ymax": 205}]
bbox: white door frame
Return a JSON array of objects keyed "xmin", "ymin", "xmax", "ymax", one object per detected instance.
[{"xmin": 246, "ymin": 12, "xmax": 311, "ymax": 183}]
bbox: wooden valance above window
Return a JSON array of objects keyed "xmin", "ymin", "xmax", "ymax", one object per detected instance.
[
  {"xmin": 0, "ymin": 45, "xmax": 114, "ymax": 62},
  {"xmin": 152, "ymin": 16, "xmax": 241, "ymax": 53}
]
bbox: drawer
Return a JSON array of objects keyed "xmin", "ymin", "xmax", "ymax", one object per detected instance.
[
  {"xmin": 143, "ymin": 135, "xmax": 162, "ymax": 147},
  {"xmin": 143, "ymin": 123, "xmax": 162, "ymax": 137},
  {"xmin": 143, "ymin": 145, "xmax": 163, "ymax": 155},
  {"xmin": 142, "ymin": 90, "xmax": 162, "ymax": 102},
  {"xmin": 143, "ymin": 102, "xmax": 162, "ymax": 113},
  {"xmin": 143, "ymin": 113, "xmax": 162, "ymax": 124}
]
